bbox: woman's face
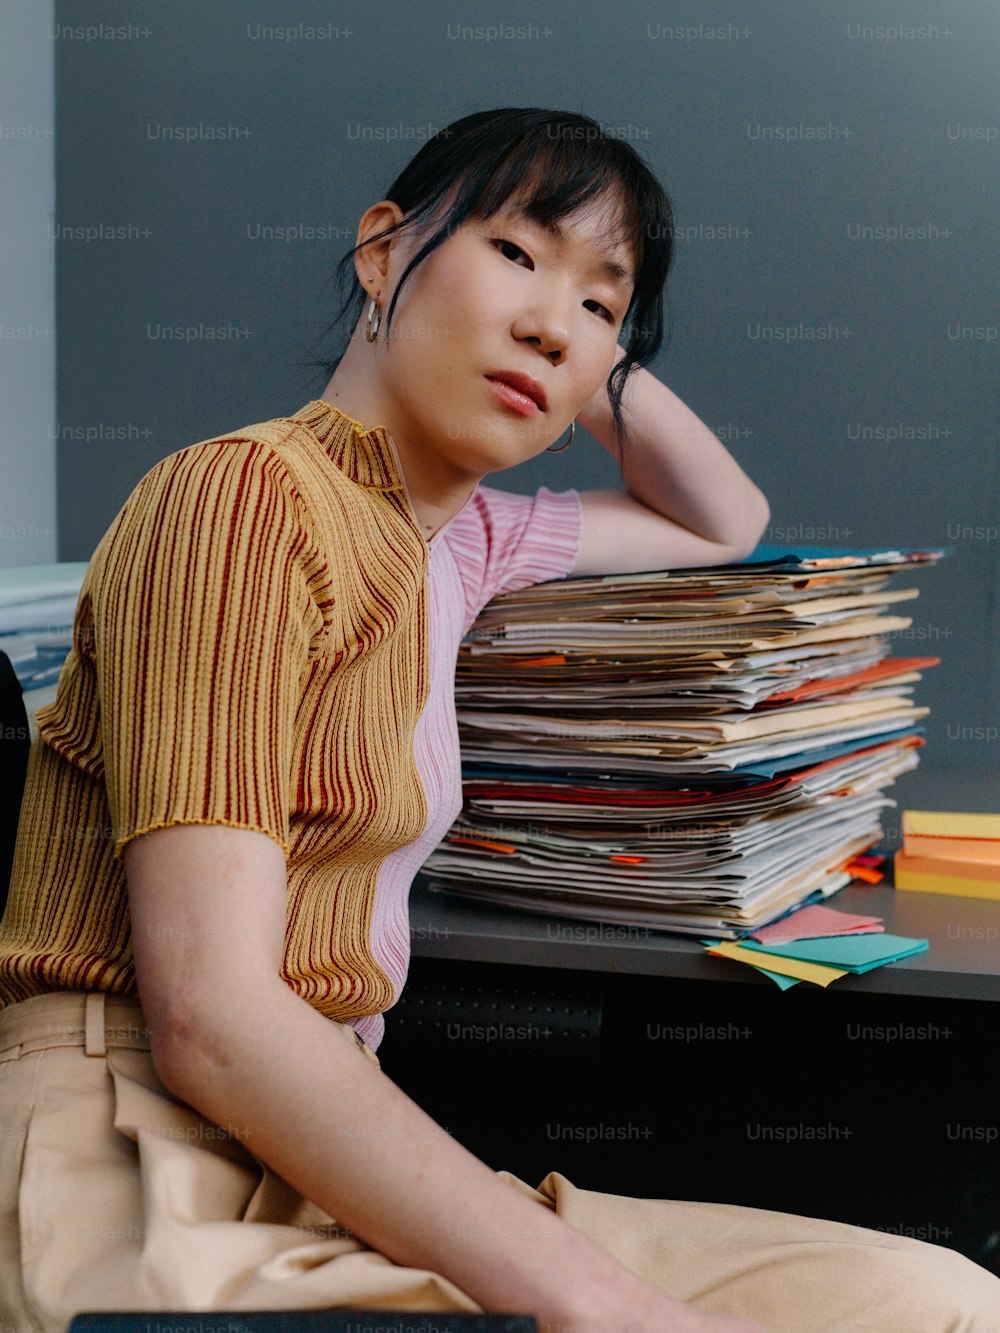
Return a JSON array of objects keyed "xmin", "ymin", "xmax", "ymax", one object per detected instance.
[{"xmin": 367, "ymin": 191, "xmax": 635, "ymax": 476}]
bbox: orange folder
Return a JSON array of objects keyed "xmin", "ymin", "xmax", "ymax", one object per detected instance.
[{"xmin": 894, "ymin": 850, "xmax": 1000, "ymax": 900}]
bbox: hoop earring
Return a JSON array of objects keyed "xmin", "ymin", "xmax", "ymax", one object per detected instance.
[
  {"xmin": 365, "ymin": 295, "xmax": 382, "ymax": 342},
  {"xmin": 546, "ymin": 420, "xmax": 575, "ymax": 453}
]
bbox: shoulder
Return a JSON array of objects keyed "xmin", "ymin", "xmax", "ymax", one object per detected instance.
[
  {"xmin": 450, "ymin": 482, "xmax": 584, "ymax": 543},
  {"xmin": 442, "ymin": 483, "xmax": 582, "ymax": 624},
  {"xmin": 94, "ymin": 419, "xmax": 330, "ymax": 619},
  {"xmin": 103, "ymin": 418, "xmax": 330, "ymax": 572},
  {"xmin": 448, "ymin": 483, "xmax": 581, "ymax": 566},
  {"xmin": 134, "ymin": 415, "xmax": 309, "ymax": 507}
]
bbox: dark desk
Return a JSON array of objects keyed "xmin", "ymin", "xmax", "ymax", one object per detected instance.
[
  {"xmin": 409, "ymin": 874, "xmax": 1000, "ymax": 1002},
  {"xmin": 398, "ymin": 773, "xmax": 1000, "ymax": 1268},
  {"xmin": 400, "ymin": 874, "xmax": 1000, "ymax": 1258},
  {"xmin": 398, "ymin": 872, "xmax": 1000, "ymax": 1263}
]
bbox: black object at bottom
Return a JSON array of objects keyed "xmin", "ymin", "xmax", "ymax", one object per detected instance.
[
  {"xmin": 0, "ymin": 648, "xmax": 31, "ymax": 919},
  {"xmin": 68, "ymin": 1312, "xmax": 537, "ymax": 1332}
]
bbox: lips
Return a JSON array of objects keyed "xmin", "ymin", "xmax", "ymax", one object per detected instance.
[{"xmin": 484, "ymin": 370, "xmax": 548, "ymax": 411}]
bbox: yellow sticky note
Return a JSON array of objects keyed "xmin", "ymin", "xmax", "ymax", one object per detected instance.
[
  {"xmin": 706, "ymin": 941, "xmax": 848, "ymax": 987},
  {"xmin": 903, "ymin": 810, "xmax": 1000, "ymax": 840}
]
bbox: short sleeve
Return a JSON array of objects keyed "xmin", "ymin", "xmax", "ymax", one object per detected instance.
[
  {"xmin": 92, "ymin": 441, "xmax": 321, "ymax": 863},
  {"xmin": 444, "ymin": 484, "xmax": 582, "ymax": 631}
]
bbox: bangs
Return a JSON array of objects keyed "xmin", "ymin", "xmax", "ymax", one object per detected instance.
[
  {"xmin": 400, "ymin": 116, "xmax": 664, "ymax": 302},
  {"xmin": 466, "ymin": 139, "xmax": 645, "ymax": 269}
]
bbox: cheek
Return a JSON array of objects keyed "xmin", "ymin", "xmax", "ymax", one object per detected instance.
[
  {"xmin": 379, "ymin": 294, "xmax": 451, "ymax": 392},
  {"xmin": 402, "ymin": 298, "xmax": 491, "ymax": 391},
  {"xmin": 434, "ymin": 242, "xmax": 507, "ymax": 323}
]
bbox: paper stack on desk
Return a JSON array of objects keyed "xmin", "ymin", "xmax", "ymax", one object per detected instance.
[
  {"xmin": 420, "ymin": 545, "xmax": 945, "ymax": 938},
  {"xmin": 0, "ymin": 564, "xmax": 89, "ymax": 698},
  {"xmin": 894, "ymin": 810, "xmax": 1000, "ymax": 901}
]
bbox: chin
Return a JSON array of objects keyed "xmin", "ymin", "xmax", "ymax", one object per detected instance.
[
  {"xmin": 469, "ymin": 449, "xmax": 513, "ymax": 476},
  {"xmin": 451, "ymin": 425, "xmax": 518, "ymax": 465}
]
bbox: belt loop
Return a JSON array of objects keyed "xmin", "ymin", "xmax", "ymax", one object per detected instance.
[{"xmin": 84, "ymin": 991, "xmax": 107, "ymax": 1057}]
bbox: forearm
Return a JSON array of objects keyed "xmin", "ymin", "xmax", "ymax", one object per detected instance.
[
  {"xmin": 156, "ymin": 979, "xmax": 656, "ymax": 1329},
  {"xmin": 578, "ymin": 349, "xmax": 770, "ymax": 550}
]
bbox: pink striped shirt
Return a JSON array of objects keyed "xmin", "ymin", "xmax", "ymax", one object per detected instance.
[{"xmin": 351, "ymin": 482, "xmax": 583, "ymax": 1049}]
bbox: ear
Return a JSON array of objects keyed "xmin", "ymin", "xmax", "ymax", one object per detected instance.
[{"xmin": 352, "ymin": 199, "xmax": 407, "ymax": 291}]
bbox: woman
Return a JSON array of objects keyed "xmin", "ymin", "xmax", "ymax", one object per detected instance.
[{"xmin": 1, "ymin": 107, "xmax": 997, "ymax": 1333}]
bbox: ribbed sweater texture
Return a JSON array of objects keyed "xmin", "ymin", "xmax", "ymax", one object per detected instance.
[{"xmin": 0, "ymin": 400, "xmax": 582, "ymax": 1049}]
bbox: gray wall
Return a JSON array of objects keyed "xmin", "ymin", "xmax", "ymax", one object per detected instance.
[
  {"xmin": 43, "ymin": 0, "xmax": 1000, "ymax": 785},
  {"xmin": 0, "ymin": 0, "xmax": 56, "ymax": 566}
]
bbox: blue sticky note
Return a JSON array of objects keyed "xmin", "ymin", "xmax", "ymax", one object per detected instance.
[
  {"xmin": 737, "ymin": 933, "xmax": 929, "ymax": 973},
  {"xmin": 735, "ymin": 545, "xmax": 950, "ymax": 566}
]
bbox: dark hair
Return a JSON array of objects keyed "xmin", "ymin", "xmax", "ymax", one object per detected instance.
[{"xmin": 300, "ymin": 107, "xmax": 675, "ymax": 463}]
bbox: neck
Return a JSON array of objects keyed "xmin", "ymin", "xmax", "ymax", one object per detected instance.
[{"xmin": 320, "ymin": 356, "xmax": 480, "ymax": 543}]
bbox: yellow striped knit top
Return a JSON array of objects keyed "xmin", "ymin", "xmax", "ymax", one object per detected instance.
[{"xmin": 0, "ymin": 398, "xmax": 582, "ymax": 1047}]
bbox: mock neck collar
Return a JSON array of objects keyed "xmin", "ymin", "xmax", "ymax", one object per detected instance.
[
  {"xmin": 288, "ymin": 397, "xmax": 479, "ymax": 551},
  {"xmin": 289, "ymin": 398, "xmax": 405, "ymax": 493}
]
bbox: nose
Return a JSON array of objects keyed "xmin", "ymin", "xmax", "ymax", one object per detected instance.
[{"xmin": 511, "ymin": 288, "xmax": 573, "ymax": 364}]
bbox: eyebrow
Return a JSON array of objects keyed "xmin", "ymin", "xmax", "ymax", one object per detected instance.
[
  {"xmin": 591, "ymin": 252, "xmax": 635, "ymax": 291},
  {"xmin": 514, "ymin": 213, "xmax": 635, "ymax": 291}
]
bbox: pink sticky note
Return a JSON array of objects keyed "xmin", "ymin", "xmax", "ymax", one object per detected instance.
[{"xmin": 749, "ymin": 903, "xmax": 884, "ymax": 945}]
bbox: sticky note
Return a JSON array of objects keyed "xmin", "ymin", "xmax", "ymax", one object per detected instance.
[
  {"xmin": 704, "ymin": 940, "xmax": 847, "ymax": 987},
  {"xmin": 749, "ymin": 904, "xmax": 884, "ymax": 945},
  {"xmin": 736, "ymin": 933, "xmax": 929, "ymax": 973}
]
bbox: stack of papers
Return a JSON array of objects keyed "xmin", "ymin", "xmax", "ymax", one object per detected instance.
[
  {"xmin": 0, "ymin": 564, "xmax": 88, "ymax": 696},
  {"xmin": 420, "ymin": 546, "xmax": 945, "ymax": 938},
  {"xmin": 894, "ymin": 810, "xmax": 1000, "ymax": 900}
]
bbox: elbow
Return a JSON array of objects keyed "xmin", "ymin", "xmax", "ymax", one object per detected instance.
[
  {"xmin": 149, "ymin": 983, "xmax": 244, "ymax": 1103},
  {"xmin": 727, "ymin": 488, "xmax": 771, "ymax": 562},
  {"xmin": 152, "ymin": 973, "xmax": 290, "ymax": 1105},
  {"xmin": 747, "ymin": 487, "xmax": 771, "ymax": 551},
  {"xmin": 148, "ymin": 996, "xmax": 215, "ymax": 1101}
]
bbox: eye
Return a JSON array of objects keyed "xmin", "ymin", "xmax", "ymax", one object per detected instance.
[
  {"xmin": 492, "ymin": 238, "xmax": 531, "ymax": 265},
  {"xmin": 583, "ymin": 298, "xmax": 617, "ymax": 324},
  {"xmin": 492, "ymin": 237, "xmax": 618, "ymax": 323}
]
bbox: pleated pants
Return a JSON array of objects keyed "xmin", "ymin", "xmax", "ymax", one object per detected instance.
[{"xmin": 2, "ymin": 989, "xmax": 999, "ymax": 1333}]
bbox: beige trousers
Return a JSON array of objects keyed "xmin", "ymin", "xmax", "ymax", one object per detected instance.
[{"xmin": 2, "ymin": 989, "xmax": 998, "ymax": 1333}]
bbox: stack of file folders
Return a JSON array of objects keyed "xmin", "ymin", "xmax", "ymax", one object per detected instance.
[
  {"xmin": 0, "ymin": 563, "xmax": 89, "ymax": 703},
  {"xmin": 419, "ymin": 544, "xmax": 945, "ymax": 939}
]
